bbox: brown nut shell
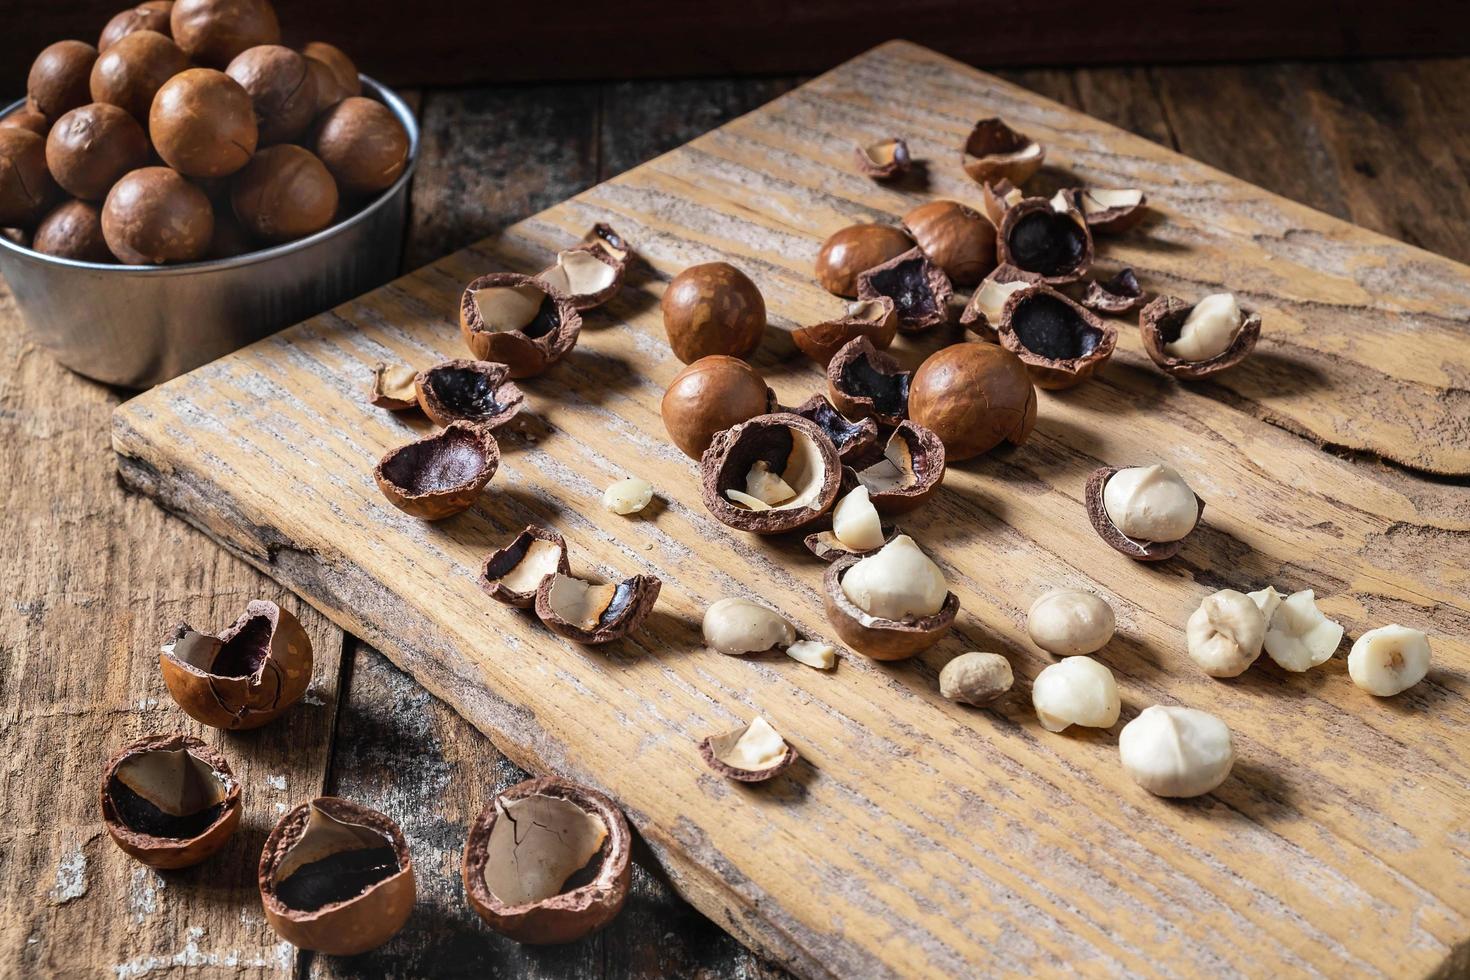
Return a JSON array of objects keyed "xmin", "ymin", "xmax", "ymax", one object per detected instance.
[
  {"xmin": 462, "ymin": 776, "xmax": 631, "ymax": 944},
  {"xmin": 781, "ymin": 393, "xmax": 878, "ymax": 467},
  {"xmin": 855, "ymin": 246, "xmax": 952, "ymax": 333},
  {"xmin": 310, "ymin": 96, "xmax": 410, "ymax": 196},
  {"xmin": 91, "ymin": 30, "xmax": 191, "ymax": 122},
  {"xmin": 259, "ymin": 797, "xmax": 414, "ymax": 956},
  {"xmin": 901, "ymin": 199, "xmax": 997, "ymax": 286},
  {"xmin": 698, "ymin": 720, "xmax": 799, "ymax": 782},
  {"xmin": 304, "ymin": 56, "xmax": 350, "ymax": 117},
  {"xmin": 1140, "ymin": 295, "xmax": 1262, "ymax": 380},
  {"xmin": 230, "ymin": 144, "xmax": 338, "ymax": 241},
  {"xmin": 980, "ymin": 179, "xmax": 1022, "ymax": 227},
  {"xmin": 997, "ymin": 196, "xmax": 1093, "ymax": 285},
  {"xmin": 537, "ymin": 244, "xmax": 624, "ymax": 310},
  {"xmin": 1082, "ymin": 268, "xmax": 1148, "ymax": 314},
  {"xmin": 28, "ymin": 41, "xmax": 99, "ymax": 121},
  {"xmin": 374, "ymin": 422, "xmax": 499, "ymax": 520},
  {"xmin": 803, "ymin": 522, "xmax": 899, "ymax": 562},
  {"xmin": 908, "ymin": 342, "xmax": 1037, "ymax": 461},
  {"xmin": 1057, "ymin": 187, "xmax": 1148, "ymax": 233},
  {"xmin": 159, "ymin": 599, "xmax": 313, "ymax": 730},
  {"xmin": 1085, "ymin": 466, "xmax": 1205, "ymax": 562},
  {"xmin": 414, "ymin": 359, "xmax": 524, "ymax": 429},
  {"xmin": 845, "ymin": 421, "xmax": 946, "ymax": 515},
  {"xmin": 962, "ymin": 118, "xmax": 1044, "ymax": 186},
  {"xmin": 700, "ymin": 413, "xmax": 842, "ymax": 535},
  {"xmin": 100, "ymin": 2, "xmax": 175, "ymax": 52},
  {"xmin": 460, "ymin": 273, "xmax": 582, "ymax": 379},
  {"xmin": 46, "ymin": 103, "xmax": 151, "ymax": 202},
  {"xmin": 1, "ymin": 109, "xmax": 50, "ymax": 137},
  {"xmin": 581, "ymin": 222, "xmax": 635, "ymax": 266},
  {"xmin": 369, "ymin": 362, "xmax": 418, "ymax": 410},
  {"xmin": 0, "ymin": 128, "xmax": 59, "ymax": 228},
  {"xmin": 823, "ymin": 556, "xmax": 959, "ymax": 661},
  {"xmin": 149, "ymin": 68, "xmax": 258, "ymax": 178},
  {"xmin": 479, "ymin": 525, "xmax": 571, "ymax": 608},
  {"xmin": 959, "ymin": 266, "xmax": 1033, "ymax": 341},
  {"xmin": 827, "ymin": 336, "xmax": 911, "ymax": 427},
  {"xmin": 100, "ymin": 732, "xmax": 241, "ymax": 869},
  {"xmin": 660, "ymin": 261, "xmax": 765, "ymax": 363},
  {"xmin": 661, "ymin": 354, "xmax": 776, "ymax": 460},
  {"xmin": 534, "ymin": 572, "xmax": 661, "ymax": 645},
  {"xmin": 226, "ymin": 44, "xmax": 317, "ymax": 145},
  {"xmin": 102, "ymin": 166, "xmax": 213, "ymax": 264},
  {"xmin": 792, "ymin": 296, "xmax": 898, "ymax": 367},
  {"xmin": 33, "ymin": 199, "xmax": 112, "ymax": 261},
  {"xmin": 171, "ymin": 0, "xmax": 281, "ymax": 67},
  {"xmin": 814, "ymin": 223, "xmax": 914, "ymax": 298},
  {"xmin": 997, "ymin": 284, "xmax": 1117, "ymax": 389},
  {"xmin": 854, "ymin": 137, "xmax": 910, "ymax": 179},
  {"xmin": 300, "ymin": 42, "xmax": 360, "ymax": 97}
]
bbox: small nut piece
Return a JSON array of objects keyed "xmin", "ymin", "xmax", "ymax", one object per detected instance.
[
  {"xmin": 961, "ymin": 118, "xmax": 1044, "ymax": 186},
  {"xmin": 814, "ymin": 223, "xmax": 914, "ymax": 297},
  {"xmin": 854, "ymin": 136, "xmax": 910, "ymax": 179},
  {"xmin": 1119, "ymin": 706, "xmax": 1234, "ymax": 798},
  {"xmin": 823, "ymin": 536, "xmax": 959, "ymax": 661},
  {"xmin": 805, "ymin": 484, "xmax": 895, "ymax": 561},
  {"xmin": 959, "ymin": 271, "xmax": 1029, "ymax": 340},
  {"xmin": 1027, "ymin": 589, "xmax": 1115, "ymax": 657},
  {"xmin": 374, "ymin": 422, "xmax": 499, "ymax": 520},
  {"xmin": 1086, "ymin": 464, "xmax": 1204, "ymax": 561},
  {"xmin": 901, "ymin": 199, "xmax": 998, "ymax": 286},
  {"xmin": 1185, "ymin": 590, "xmax": 1266, "ymax": 678},
  {"xmin": 660, "ymin": 261, "xmax": 765, "ymax": 363},
  {"xmin": 1348, "ymin": 625, "xmax": 1432, "ymax": 696},
  {"xmin": 1031, "ymin": 657, "xmax": 1120, "ymax": 732},
  {"xmin": 785, "ymin": 640, "xmax": 837, "ymax": 670},
  {"xmin": 855, "ymin": 246, "xmax": 952, "ymax": 333},
  {"xmin": 908, "ymin": 342, "xmax": 1037, "ymax": 461},
  {"xmin": 369, "ymin": 362, "xmax": 418, "ymax": 410},
  {"xmin": 100, "ymin": 733, "xmax": 242, "ymax": 869},
  {"xmin": 1261, "ymin": 589, "xmax": 1343, "ymax": 672},
  {"xmin": 702, "ymin": 598, "xmax": 796, "ymax": 655},
  {"xmin": 699, "ymin": 716, "xmax": 798, "ymax": 782},
  {"xmin": 939, "ymin": 652, "xmax": 1013, "ymax": 706},
  {"xmin": 846, "ymin": 421, "xmax": 946, "ymax": 515},
  {"xmin": 1140, "ymin": 293, "xmax": 1262, "ymax": 380},
  {"xmin": 460, "ymin": 272, "xmax": 582, "ymax": 378},
  {"xmin": 602, "ymin": 476, "xmax": 653, "ymax": 516},
  {"xmin": 661, "ymin": 355, "xmax": 776, "ymax": 460}
]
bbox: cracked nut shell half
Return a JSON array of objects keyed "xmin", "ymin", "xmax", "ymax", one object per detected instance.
[
  {"xmin": 827, "ymin": 336, "xmax": 911, "ymax": 426},
  {"xmin": 100, "ymin": 732, "xmax": 241, "ymax": 869},
  {"xmin": 479, "ymin": 525, "xmax": 571, "ymax": 608},
  {"xmin": 814, "ymin": 223, "xmax": 915, "ymax": 298},
  {"xmin": 902, "ymin": 199, "xmax": 997, "ymax": 286},
  {"xmin": 581, "ymin": 222, "xmax": 635, "ymax": 266},
  {"xmin": 1054, "ymin": 187, "xmax": 1147, "ymax": 233},
  {"xmin": 1140, "ymin": 295, "xmax": 1262, "ymax": 380},
  {"xmin": 1082, "ymin": 268, "xmax": 1148, "ymax": 314},
  {"xmin": 961, "ymin": 118, "xmax": 1044, "ymax": 186},
  {"xmin": 792, "ymin": 296, "xmax": 898, "ymax": 367},
  {"xmin": 959, "ymin": 265, "xmax": 1033, "ymax": 341},
  {"xmin": 259, "ymin": 797, "xmax": 415, "ymax": 956},
  {"xmin": 855, "ymin": 246, "xmax": 952, "ymax": 333},
  {"xmin": 700, "ymin": 413, "xmax": 842, "ymax": 534},
  {"xmin": 534, "ymin": 572, "xmax": 661, "ymax": 645},
  {"xmin": 462, "ymin": 776, "xmax": 631, "ymax": 944},
  {"xmin": 908, "ymin": 343, "xmax": 1037, "ymax": 461},
  {"xmin": 460, "ymin": 273, "xmax": 582, "ymax": 378},
  {"xmin": 844, "ymin": 421, "xmax": 946, "ymax": 515},
  {"xmin": 997, "ymin": 196, "xmax": 1093, "ymax": 285},
  {"xmin": 159, "ymin": 599, "xmax": 313, "ymax": 731},
  {"xmin": 854, "ymin": 136, "xmax": 910, "ymax": 179},
  {"xmin": 537, "ymin": 244, "xmax": 624, "ymax": 311},
  {"xmin": 661, "ymin": 355, "xmax": 777, "ymax": 460},
  {"xmin": 370, "ymin": 362, "xmax": 419, "ymax": 410},
  {"xmin": 782, "ymin": 393, "xmax": 879, "ymax": 467},
  {"xmin": 804, "ymin": 521, "xmax": 898, "ymax": 562},
  {"xmin": 980, "ymin": 178, "xmax": 1023, "ymax": 227},
  {"xmin": 823, "ymin": 555, "xmax": 959, "ymax": 660},
  {"xmin": 414, "ymin": 359, "xmax": 525, "ymax": 430},
  {"xmin": 997, "ymin": 284, "xmax": 1117, "ymax": 389},
  {"xmin": 374, "ymin": 422, "xmax": 499, "ymax": 520},
  {"xmin": 1085, "ymin": 466, "xmax": 1205, "ymax": 562},
  {"xmin": 699, "ymin": 716, "xmax": 799, "ymax": 782}
]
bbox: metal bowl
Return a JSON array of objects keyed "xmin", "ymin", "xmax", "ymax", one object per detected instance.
[{"xmin": 0, "ymin": 76, "xmax": 419, "ymax": 389}]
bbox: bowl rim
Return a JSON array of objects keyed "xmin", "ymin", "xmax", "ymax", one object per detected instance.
[{"xmin": 0, "ymin": 74, "xmax": 419, "ymax": 276}]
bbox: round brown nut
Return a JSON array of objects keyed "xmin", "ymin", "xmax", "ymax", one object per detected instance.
[
  {"xmin": 0, "ymin": 128, "xmax": 59, "ymax": 228},
  {"xmin": 1, "ymin": 109, "xmax": 50, "ymax": 137},
  {"xmin": 99, "ymin": 1, "xmax": 175, "ymax": 52},
  {"xmin": 150, "ymin": 68, "xmax": 258, "ymax": 177},
  {"xmin": 45, "ymin": 103, "xmax": 151, "ymax": 201},
  {"xmin": 33, "ymin": 199, "xmax": 112, "ymax": 261},
  {"xmin": 661, "ymin": 355, "xmax": 775, "ymax": 459},
  {"xmin": 301, "ymin": 42, "xmax": 360, "ymax": 97},
  {"xmin": 902, "ymin": 200, "xmax": 997, "ymax": 286},
  {"xmin": 28, "ymin": 41, "xmax": 99, "ymax": 120},
  {"xmin": 310, "ymin": 96, "xmax": 410, "ymax": 196},
  {"xmin": 226, "ymin": 45, "xmax": 317, "ymax": 145},
  {"xmin": 102, "ymin": 166, "xmax": 213, "ymax": 264},
  {"xmin": 660, "ymin": 261, "xmax": 765, "ymax": 363},
  {"xmin": 230, "ymin": 144, "xmax": 338, "ymax": 242},
  {"xmin": 304, "ymin": 56, "xmax": 349, "ymax": 117},
  {"xmin": 170, "ymin": 0, "xmax": 280, "ymax": 67},
  {"xmin": 908, "ymin": 342, "xmax": 1037, "ymax": 461},
  {"xmin": 90, "ymin": 29, "xmax": 192, "ymax": 122},
  {"xmin": 814, "ymin": 223, "xmax": 914, "ymax": 297},
  {"xmin": 206, "ymin": 201, "xmax": 254, "ymax": 258}
]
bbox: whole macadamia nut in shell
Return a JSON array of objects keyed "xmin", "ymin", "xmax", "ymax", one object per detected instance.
[
  {"xmin": 301, "ymin": 42, "xmax": 360, "ymax": 98},
  {"xmin": 814, "ymin": 223, "xmax": 914, "ymax": 297},
  {"xmin": 908, "ymin": 342, "xmax": 1037, "ymax": 461},
  {"xmin": 46, "ymin": 103, "xmax": 151, "ymax": 201},
  {"xmin": 231, "ymin": 144, "xmax": 338, "ymax": 241},
  {"xmin": 90, "ymin": 29, "xmax": 192, "ymax": 122},
  {"xmin": 661, "ymin": 355, "xmax": 774, "ymax": 459},
  {"xmin": 1, "ymin": 109, "xmax": 50, "ymax": 137},
  {"xmin": 170, "ymin": 0, "xmax": 280, "ymax": 67},
  {"xmin": 34, "ymin": 199, "xmax": 112, "ymax": 261},
  {"xmin": 99, "ymin": 2, "xmax": 175, "ymax": 51},
  {"xmin": 28, "ymin": 41, "xmax": 99, "ymax": 120},
  {"xmin": 311, "ymin": 97, "xmax": 410, "ymax": 196},
  {"xmin": 660, "ymin": 261, "xmax": 766, "ymax": 363},
  {"xmin": 102, "ymin": 166, "xmax": 213, "ymax": 264},
  {"xmin": 1028, "ymin": 589, "xmax": 1115, "ymax": 657},
  {"xmin": 226, "ymin": 45, "xmax": 317, "ymax": 145},
  {"xmin": 902, "ymin": 199, "xmax": 997, "ymax": 286},
  {"xmin": 0, "ymin": 128, "xmax": 59, "ymax": 227},
  {"xmin": 150, "ymin": 68, "xmax": 258, "ymax": 177}
]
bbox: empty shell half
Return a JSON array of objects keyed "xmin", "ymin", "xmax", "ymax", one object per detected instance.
[
  {"xmin": 854, "ymin": 137, "xmax": 911, "ymax": 179},
  {"xmin": 997, "ymin": 284, "xmax": 1117, "ymax": 389},
  {"xmin": 699, "ymin": 715, "xmax": 798, "ymax": 782},
  {"xmin": 700, "ymin": 413, "xmax": 842, "ymax": 535},
  {"xmin": 534, "ymin": 572, "xmax": 662, "ymax": 644},
  {"xmin": 479, "ymin": 525, "xmax": 571, "ymax": 608},
  {"xmin": 997, "ymin": 196, "xmax": 1094, "ymax": 285},
  {"xmin": 460, "ymin": 272, "xmax": 582, "ymax": 378},
  {"xmin": 374, "ymin": 422, "xmax": 500, "ymax": 520},
  {"xmin": 827, "ymin": 336, "xmax": 911, "ymax": 427},
  {"xmin": 537, "ymin": 244, "xmax": 624, "ymax": 310},
  {"xmin": 961, "ymin": 118, "xmax": 1045, "ymax": 186},
  {"xmin": 782, "ymin": 393, "xmax": 879, "ymax": 467},
  {"xmin": 1053, "ymin": 187, "xmax": 1147, "ymax": 233},
  {"xmin": 845, "ymin": 421, "xmax": 946, "ymax": 515},
  {"xmin": 100, "ymin": 733, "xmax": 241, "ymax": 869},
  {"xmin": 414, "ymin": 359, "xmax": 524, "ymax": 429},
  {"xmin": 792, "ymin": 296, "xmax": 898, "ymax": 367},
  {"xmin": 370, "ymin": 362, "xmax": 419, "ymax": 410},
  {"xmin": 959, "ymin": 267, "xmax": 1032, "ymax": 341}
]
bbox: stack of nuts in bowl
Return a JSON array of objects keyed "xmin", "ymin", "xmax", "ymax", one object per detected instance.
[{"xmin": 0, "ymin": 0, "xmax": 409, "ymax": 264}]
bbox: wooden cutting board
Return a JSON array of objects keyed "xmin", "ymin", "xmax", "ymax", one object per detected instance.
[{"xmin": 112, "ymin": 41, "xmax": 1470, "ymax": 978}]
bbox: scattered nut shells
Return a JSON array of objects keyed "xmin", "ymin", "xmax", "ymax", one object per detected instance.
[
  {"xmin": 661, "ymin": 355, "xmax": 776, "ymax": 460},
  {"xmin": 1085, "ymin": 465, "xmax": 1204, "ymax": 562},
  {"xmin": 581, "ymin": 222, "xmax": 635, "ymax": 266},
  {"xmin": 823, "ymin": 537, "xmax": 959, "ymax": 661},
  {"xmin": 996, "ymin": 196, "xmax": 1093, "ymax": 285},
  {"xmin": 902, "ymin": 199, "xmax": 998, "ymax": 286},
  {"xmin": 997, "ymin": 283, "xmax": 1117, "ymax": 389},
  {"xmin": 537, "ymin": 244, "xmax": 624, "ymax": 310},
  {"xmin": 369, "ymin": 362, "xmax": 419, "ymax": 410},
  {"xmin": 702, "ymin": 597, "xmax": 796, "ymax": 655},
  {"xmin": 479, "ymin": 525, "xmax": 571, "ymax": 608},
  {"xmin": 854, "ymin": 137, "xmax": 910, "ymax": 179},
  {"xmin": 100, "ymin": 733, "xmax": 241, "ymax": 869},
  {"xmin": 1031, "ymin": 657, "xmax": 1120, "ymax": 733},
  {"xmin": 460, "ymin": 273, "xmax": 582, "ymax": 378},
  {"xmin": 1082, "ymin": 268, "xmax": 1148, "ymax": 315},
  {"xmin": 846, "ymin": 421, "xmax": 946, "ymax": 515},
  {"xmin": 939, "ymin": 652, "xmax": 1013, "ymax": 706},
  {"xmin": 602, "ymin": 476, "xmax": 653, "ymax": 516},
  {"xmin": 827, "ymin": 336, "xmax": 911, "ymax": 427},
  {"xmin": 961, "ymin": 118, "xmax": 1044, "ymax": 186},
  {"xmin": 414, "ymin": 359, "xmax": 524, "ymax": 429},
  {"xmin": 374, "ymin": 422, "xmax": 500, "ymax": 520},
  {"xmin": 1140, "ymin": 293, "xmax": 1262, "ymax": 380},
  {"xmin": 782, "ymin": 394, "xmax": 878, "ymax": 466},
  {"xmin": 855, "ymin": 246, "xmax": 952, "ymax": 333},
  {"xmin": 908, "ymin": 342, "xmax": 1036, "ymax": 461},
  {"xmin": 700, "ymin": 413, "xmax": 841, "ymax": 535},
  {"xmin": 1120, "ymin": 706, "xmax": 1234, "ymax": 798},
  {"xmin": 1186, "ymin": 589, "xmax": 1266, "ymax": 678},
  {"xmin": 792, "ymin": 296, "xmax": 898, "ymax": 367},
  {"xmin": 1027, "ymin": 590, "xmax": 1116, "ymax": 657},
  {"xmin": 1349, "ymin": 625, "xmax": 1432, "ymax": 696},
  {"xmin": 814, "ymin": 223, "xmax": 915, "ymax": 298},
  {"xmin": 699, "ymin": 716, "xmax": 798, "ymax": 782},
  {"xmin": 534, "ymin": 571, "xmax": 661, "ymax": 645}
]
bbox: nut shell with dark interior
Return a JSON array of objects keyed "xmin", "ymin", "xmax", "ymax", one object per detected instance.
[
  {"xmin": 1082, "ymin": 268, "xmax": 1148, "ymax": 314},
  {"xmin": 855, "ymin": 246, "xmax": 952, "ymax": 333},
  {"xmin": 462, "ymin": 777, "xmax": 631, "ymax": 944},
  {"xmin": 149, "ymin": 68, "xmax": 258, "ymax": 177},
  {"xmin": 28, "ymin": 41, "xmax": 99, "ymax": 120},
  {"xmin": 301, "ymin": 42, "xmax": 361, "ymax": 98},
  {"xmin": 46, "ymin": 103, "xmax": 151, "ymax": 201},
  {"xmin": 159, "ymin": 599, "xmax": 313, "ymax": 730},
  {"xmin": 230, "ymin": 144, "xmax": 339, "ymax": 241},
  {"xmin": 823, "ymin": 555, "xmax": 959, "ymax": 661},
  {"xmin": 226, "ymin": 44, "xmax": 318, "ymax": 145},
  {"xmin": 1140, "ymin": 294, "xmax": 1262, "ymax": 380},
  {"xmin": 534, "ymin": 571, "xmax": 662, "ymax": 645},
  {"xmin": 99, "ymin": 2, "xmax": 175, "ymax": 52},
  {"xmin": 660, "ymin": 354, "xmax": 776, "ymax": 460},
  {"xmin": 699, "ymin": 716, "xmax": 799, "ymax": 782},
  {"xmin": 959, "ymin": 265, "xmax": 1032, "ymax": 341},
  {"xmin": 33, "ymin": 199, "xmax": 112, "ymax": 261},
  {"xmin": 827, "ymin": 336, "xmax": 911, "ymax": 427},
  {"xmin": 537, "ymin": 244, "xmax": 624, "ymax": 310},
  {"xmin": 259, "ymin": 797, "xmax": 414, "ymax": 956},
  {"xmin": 814, "ymin": 223, "xmax": 914, "ymax": 298},
  {"xmin": 0, "ymin": 128, "xmax": 59, "ymax": 228},
  {"xmin": 102, "ymin": 166, "xmax": 213, "ymax": 264},
  {"xmin": 581, "ymin": 222, "xmax": 634, "ymax": 266},
  {"xmin": 854, "ymin": 137, "xmax": 910, "ymax": 179},
  {"xmin": 902, "ymin": 199, "xmax": 997, "ymax": 286},
  {"xmin": 414, "ymin": 359, "xmax": 524, "ymax": 429},
  {"xmin": 1085, "ymin": 466, "xmax": 1205, "ymax": 562},
  {"xmin": 908, "ymin": 342, "xmax": 1037, "ymax": 461},
  {"xmin": 90, "ymin": 30, "xmax": 191, "ymax": 122},
  {"xmin": 171, "ymin": 0, "xmax": 281, "ymax": 67},
  {"xmin": 997, "ymin": 196, "xmax": 1094, "ymax": 285},
  {"xmin": 660, "ymin": 261, "xmax": 766, "ymax": 363},
  {"xmin": 460, "ymin": 273, "xmax": 582, "ymax": 378},
  {"xmin": 782, "ymin": 393, "xmax": 878, "ymax": 466},
  {"xmin": 792, "ymin": 296, "xmax": 897, "ymax": 367},
  {"xmin": 700, "ymin": 413, "xmax": 842, "ymax": 535},
  {"xmin": 373, "ymin": 421, "xmax": 500, "ymax": 520},
  {"xmin": 845, "ymin": 421, "xmax": 946, "ymax": 515},
  {"xmin": 100, "ymin": 732, "xmax": 241, "ymax": 869},
  {"xmin": 369, "ymin": 362, "xmax": 418, "ymax": 410},
  {"xmin": 961, "ymin": 118, "xmax": 1044, "ymax": 186},
  {"xmin": 479, "ymin": 525, "xmax": 571, "ymax": 608},
  {"xmin": 997, "ymin": 284, "xmax": 1117, "ymax": 389},
  {"xmin": 311, "ymin": 96, "xmax": 410, "ymax": 196}
]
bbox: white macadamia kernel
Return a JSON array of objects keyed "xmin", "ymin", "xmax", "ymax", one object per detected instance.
[
  {"xmin": 840, "ymin": 535, "xmax": 947, "ymax": 621},
  {"xmin": 831, "ymin": 486, "xmax": 885, "ymax": 551},
  {"xmin": 1031, "ymin": 657, "xmax": 1120, "ymax": 733},
  {"xmin": 1247, "ymin": 585, "xmax": 1283, "ymax": 622},
  {"xmin": 744, "ymin": 461, "xmax": 796, "ymax": 506},
  {"xmin": 602, "ymin": 476, "xmax": 654, "ymax": 515},
  {"xmin": 1349, "ymin": 625, "xmax": 1431, "ymax": 696},
  {"xmin": 1262, "ymin": 589, "xmax": 1343, "ymax": 672},
  {"xmin": 1185, "ymin": 589, "xmax": 1265, "ymax": 677},
  {"xmin": 1165, "ymin": 293, "xmax": 1243, "ymax": 361},
  {"xmin": 939, "ymin": 652, "xmax": 1013, "ymax": 706},
  {"xmin": 702, "ymin": 598, "xmax": 796, "ymax": 655},
  {"xmin": 1027, "ymin": 589, "xmax": 1116, "ymax": 657},
  {"xmin": 1102, "ymin": 464, "xmax": 1198, "ymax": 542},
  {"xmin": 785, "ymin": 640, "xmax": 837, "ymax": 670},
  {"xmin": 1119, "ymin": 705, "xmax": 1234, "ymax": 798}
]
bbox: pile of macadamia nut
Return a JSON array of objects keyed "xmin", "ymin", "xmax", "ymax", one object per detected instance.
[{"xmin": 0, "ymin": 0, "xmax": 409, "ymax": 264}]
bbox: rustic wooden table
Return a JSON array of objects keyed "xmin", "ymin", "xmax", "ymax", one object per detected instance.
[{"xmin": 4, "ymin": 58, "xmax": 1467, "ymax": 979}]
